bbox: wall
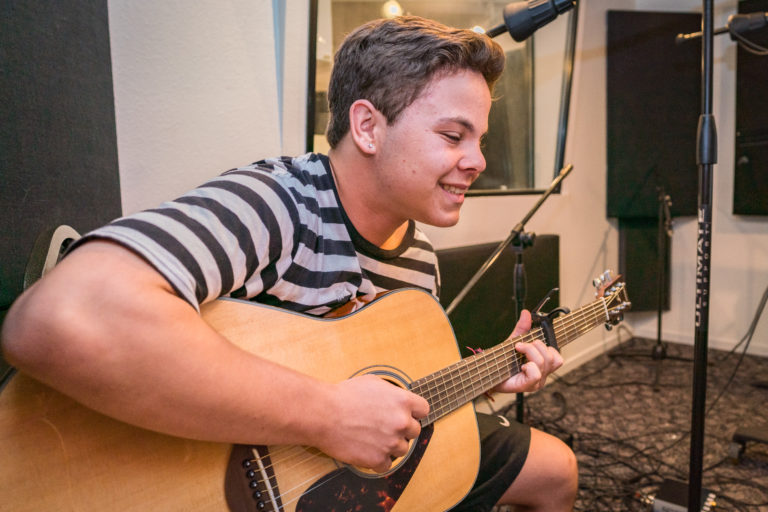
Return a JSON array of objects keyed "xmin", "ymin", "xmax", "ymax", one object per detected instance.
[
  {"xmin": 107, "ymin": 0, "xmax": 768, "ymax": 365},
  {"xmin": 108, "ymin": 0, "xmax": 307, "ymax": 215}
]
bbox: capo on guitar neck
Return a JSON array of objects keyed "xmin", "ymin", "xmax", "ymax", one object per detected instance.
[{"xmin": 531, "ymin": 288, "xmax": 570, "ymax": 351}]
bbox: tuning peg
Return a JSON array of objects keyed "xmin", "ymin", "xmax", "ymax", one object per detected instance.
[{"xmin": 593, "ymin": 270, "xmax": 614, "ymax": 288}]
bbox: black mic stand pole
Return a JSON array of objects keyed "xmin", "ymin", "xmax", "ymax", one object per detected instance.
[
  {"xmin": 511, "ymin": 229, "xmax": 535, "ymax": 422},
  {"xmin": 689, "ymin": 0, "xmax": 716, "ymax": 510},
  {"xmin": 445, "ymin": 164, "xmax": 573, "ymax": 421}
]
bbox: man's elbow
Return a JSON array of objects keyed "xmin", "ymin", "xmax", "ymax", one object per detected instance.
[
  {"xmin": 1, "ymin": 286, "xmax": 78, "ymax": 376},
  {"xmin": 3, "ymin": 289, "xmax": 43, "ymax": 371}
]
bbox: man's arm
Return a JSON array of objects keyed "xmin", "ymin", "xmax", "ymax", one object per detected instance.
[{"xmin": 1, "ymin": 240, "xmax": 428, "ymax": 473}]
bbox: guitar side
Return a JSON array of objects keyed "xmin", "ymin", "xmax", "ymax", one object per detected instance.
[{"xmin": 0, "ymin": 288, "xmax": 480, "ymax": 511}]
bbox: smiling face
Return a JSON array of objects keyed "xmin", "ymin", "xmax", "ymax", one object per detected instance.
[{"xmin": 372, "ymin": 69, "xmax": 491, "ymax": 228}]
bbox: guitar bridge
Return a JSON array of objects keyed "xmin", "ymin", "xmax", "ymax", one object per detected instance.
[{"xmin": 225, "ymin": 444, "xmax": 283, "ymax": 512}]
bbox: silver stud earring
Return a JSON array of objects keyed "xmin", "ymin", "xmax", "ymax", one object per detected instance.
[{"xmin": 367, "ymin": 143, "xmax": 374, "ymax": 149}]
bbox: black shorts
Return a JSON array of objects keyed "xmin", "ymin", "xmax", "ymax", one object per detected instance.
[{"xmin": 450, "ymin": 412, "xmax": 532, "ymax": 512}]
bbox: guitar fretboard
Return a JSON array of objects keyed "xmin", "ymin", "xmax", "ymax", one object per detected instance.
[{"xmin": 409, "ymin": 297, "xmax": 609, "ymax": 426}]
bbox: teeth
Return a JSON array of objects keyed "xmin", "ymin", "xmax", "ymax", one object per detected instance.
[{"xmin": 442, "ymin": 184, "xmax": 465, "ymax": 194}]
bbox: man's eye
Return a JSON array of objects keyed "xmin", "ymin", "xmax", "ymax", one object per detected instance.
[{"xmin": 443, "ymin": 133, "xmax": 461, "ymax": 142}]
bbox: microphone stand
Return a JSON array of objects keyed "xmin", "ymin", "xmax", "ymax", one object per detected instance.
[
  {"xmin": 445, "ymin": 164, "xmax": 573, "ymax": 421},
  {"xmin": 680, "ymin": 1, "xmax": 716, "ymax": 510},
  {"xmin": 676, "ymin": 4, "xmax": 768, "ymax": 509},
  {"xmin": 689, "ymin": 4, "xmax": 715, "ymax": 508}
]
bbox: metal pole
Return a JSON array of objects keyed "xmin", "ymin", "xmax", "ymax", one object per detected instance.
[{"xmin": 688, "ymin": 0, "xmax": 716, "ymax": 509}]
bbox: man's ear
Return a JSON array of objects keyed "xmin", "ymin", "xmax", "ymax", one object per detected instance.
[{"xmin": 348, "ymin": 99, "xmax": 381, "ymax": 155}]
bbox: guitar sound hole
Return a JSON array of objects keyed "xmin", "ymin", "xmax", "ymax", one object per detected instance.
[{"xmin": 345, "ymin": 366, "xmax": 415, "ymax": 477}]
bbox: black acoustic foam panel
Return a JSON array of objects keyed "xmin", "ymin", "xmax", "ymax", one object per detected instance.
[
  {"xmin": 606, "ymin": 10, "xmax": 701, "ymax": 219},
  {"xmin": 0, "ymin": 1, "xmax": 122, "ymax": 310}
]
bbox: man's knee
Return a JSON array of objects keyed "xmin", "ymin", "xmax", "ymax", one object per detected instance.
[
  {"xmin": 540, "ymin": 433, "xmax": 578, "ymax": 499},
  {"xmin": 557, "ymin": 441, "xmax": 579, "ymax": 497},
  {"xmin": 496, "ymin": 429, "xmax": 578, "ymax": 510}
]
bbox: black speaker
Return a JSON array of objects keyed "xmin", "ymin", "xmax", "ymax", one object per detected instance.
[
  {"xmin": 733, "ymin": 0, "xmax": 768, "ymax": 215},
  {"xmin": 1, "ymin": 0, "xmax": 122, "ymax": 376},
  {"xmin": 606, "ymin": 10, "xmax": 701, "ymax": 219},
  {"xmin": 437, "ymin": 235, "xmax": 559, "ymax": 356},
  {"xmin": 619, "ymin": 218, "xmax": 670, "ymax": 312}
]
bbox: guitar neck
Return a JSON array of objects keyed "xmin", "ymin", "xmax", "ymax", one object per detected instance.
[{"xmin": 410, "ymin": 297, "xmax": 609, "ymax": 426}]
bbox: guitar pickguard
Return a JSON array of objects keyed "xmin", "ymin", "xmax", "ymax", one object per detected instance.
[{"xmin": 296, "ymin": 424, "xmax": 434, "ymax": 512}]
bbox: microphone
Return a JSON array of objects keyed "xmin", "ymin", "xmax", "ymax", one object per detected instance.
[
  {"xmin": 486, "ymin": 0, "xmax": 576, "ymax": 42},
  {"xmin": 676, "ymin": 11, "xmax": 768, "ymax": 44},
  {"xmin": 727, "ymin": 12, "xmax": 768, "ymax": 40}
]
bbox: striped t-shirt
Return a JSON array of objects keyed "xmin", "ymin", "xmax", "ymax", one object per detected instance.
[{"xmin": 74, "ymin": 153, "xmax": 440, "ymax": 316}]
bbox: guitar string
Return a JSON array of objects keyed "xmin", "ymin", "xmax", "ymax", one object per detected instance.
[
  {"xmin": 246, "ymin": 446, "xmax": 355, "ymax": 511},
  {"xmin": 262, "ymin": 445, "xmax": 326, "ymax": 475},
  {"xmin": 242, "ymin": 294, "xmax": 621, "ymax": 508},
  {"xmin": 272, "ymin": 453, "xmax": 348, "ymax": 509},
  {"xmin": 247, "ymin": 444, "xmax": 431, "ymax": 512}
]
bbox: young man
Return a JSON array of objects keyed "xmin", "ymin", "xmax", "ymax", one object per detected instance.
[{"xmin": 2, "ymin": 16, "xmax": 576, "ymax": 511}]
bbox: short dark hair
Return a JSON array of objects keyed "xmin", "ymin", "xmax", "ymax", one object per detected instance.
[{"xmin": 325, "ymin": 16, "xmax": 505, "ymax": 148}]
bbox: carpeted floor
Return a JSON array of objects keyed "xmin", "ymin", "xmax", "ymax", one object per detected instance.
[{"xmin": 495, "ymin": 336, "xmax": 768, "ymax": 511}]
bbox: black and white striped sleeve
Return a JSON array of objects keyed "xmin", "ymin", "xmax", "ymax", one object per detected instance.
[{"xmin": 70, "ymin": 168, "xmax": 302, "ymax": 311}]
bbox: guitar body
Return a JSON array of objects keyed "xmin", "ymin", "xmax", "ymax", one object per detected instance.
[{"xmin": 0, "ymin": 289, "xmax": 480, "ymax": 511}]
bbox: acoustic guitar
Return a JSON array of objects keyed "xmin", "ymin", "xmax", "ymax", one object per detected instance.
[{"xmin": 0, "ymin": 277, "xmax": 629, "ymax": 511}]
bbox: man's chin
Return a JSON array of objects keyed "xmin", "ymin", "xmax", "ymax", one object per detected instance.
[{"xmin": 420, "ymin": 213, "xmax": 461, "ymax": 228}]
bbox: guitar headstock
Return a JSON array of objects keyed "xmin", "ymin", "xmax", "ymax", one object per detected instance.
[{"xmin": 593, "ymin": 270, "xmax": 631, "ymax": 328}]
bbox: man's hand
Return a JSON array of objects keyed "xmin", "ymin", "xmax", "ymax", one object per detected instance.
[
  {"xmin": 492, "ymin": 310, "xmax": 563, "ymax": 394},
  {"xmin": 318, "ymin": 374, "xmax": 429, "ymax": 473}
]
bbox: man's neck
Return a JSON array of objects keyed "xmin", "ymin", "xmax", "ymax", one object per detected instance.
[{"xmin": 327, "ymin": 145, "xmax": 409, "ymax": 250}]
